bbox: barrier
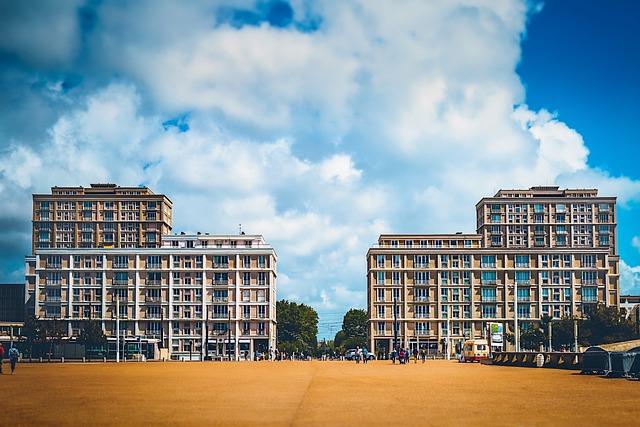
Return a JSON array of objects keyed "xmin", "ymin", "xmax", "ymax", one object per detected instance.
[{"xmin": 491, "ymin": 352, "xmax": 582, "ymax": 370}]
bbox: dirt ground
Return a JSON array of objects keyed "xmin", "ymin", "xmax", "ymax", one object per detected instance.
[{"xmin": 1, "ymin": 360, "xmax": 638, "ymax": 426}]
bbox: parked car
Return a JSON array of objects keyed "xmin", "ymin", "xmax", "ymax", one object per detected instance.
[{"xmin": 345, "ymin": 348, "xmax": 375, "ymax": 361}]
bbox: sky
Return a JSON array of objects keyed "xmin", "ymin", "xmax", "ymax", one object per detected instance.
[{"xmin": 0, "ymin": 0, "xmax": 639, "ymax": 339}]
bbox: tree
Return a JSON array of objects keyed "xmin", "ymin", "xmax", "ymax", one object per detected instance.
[
  {"xmin": 337, "ymin": 308, "xmax": 368, "ymax": 351},
  {"xmin": 21, "ymin": 315, "xmax": 46, "ymax": 359},
  {"xmin": 276, "ymin": 300, "xmax": 318, "ymax": 355},
  {"xmin": 580, "ymin": 303, "xmax": 638, "ymax": 346},
  {"xmin": 519, "ymin": 328, "xmax": 545, "ymax": 351},
  {"xmin": 77, "ymin": 320, "xmax": 107, "ymax": 359}
]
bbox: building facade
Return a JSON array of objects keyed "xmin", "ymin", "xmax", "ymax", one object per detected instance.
[
  {"xmin": 26, "ymin": 234, "xmax": 276, "ymax": 360},
  {"xmin": 367, "ymin": 187, "xmax": 620, "ymax": 356},
  {"xmin": 32, "ymin": 184, "xmax": 173, "ymax": 251}
]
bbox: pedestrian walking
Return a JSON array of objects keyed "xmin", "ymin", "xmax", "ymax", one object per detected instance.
[
  {"xmin": 8, "ymin": 345, "xmax": 19, "ymax": 375},
  {"xmin": 363, "ymin": 348, "xmax": 369, "ymax": 364},
  {"xmin": 391, "ymin": 348, "xmax": 397, "ymax": 364},
  {"xmin": 413, "ymin": 348, "xmax": 418, "ymax": 364},
  {"xmin": 355, "ymin": 346, "xmax": 361, "ymax": 364},
  {"xmin": 420, "ymin": 348, "xmax": 426, "ymax": 363},
  {"xmin": 0, "ymin": 343, "xmax": 5, "ymax": 374}
]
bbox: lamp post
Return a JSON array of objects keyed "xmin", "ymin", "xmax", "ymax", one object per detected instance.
[
  {"xmin": 116, "ymin": 298, "xmax": 120, "ymax": 363},
  {"xmin": 514, "ymin": 282, "xmax": 519, "ymax": 352}
]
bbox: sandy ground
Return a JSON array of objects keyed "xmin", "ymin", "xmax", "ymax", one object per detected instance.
[{"xmin": 1, "ymin": 360, "xmax": 638, "ymax": 426}]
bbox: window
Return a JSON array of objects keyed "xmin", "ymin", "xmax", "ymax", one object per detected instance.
[
  {"xmin": 582, "ymin": 287, "xmax": 597, "ymax": 302},
  {"xmin": 377, "ymin": 306, "xmax": 385, "ymax": 318},
  {"xmin": 243, "ymin": 272, "xmax": 251, "ymax": 286},
  {"xmin": 481, "ymin": 271, "xmax": 496, "ymax": 285},
  {"xmin": 376, "ymin": 255, "xmax": 385, "ymax": 268},
  {"xmin": 540, "ymin": 289, "xmax": 549, "ymax": 302},
  {"xmin": 258, "ymin": 272, "xmax": 266, "ymax": 285},
  {"xmin": 415, "ymin": 288, "xmax": 428, "ymax": 302},
  {"xmin": 481, "ymin": 255, "xmax": 495, "ymax": 268},
  {"xmin": 258, "ymin": 255, "xmax": 266, "ymax": 268},
  {"xmin": 377, "ymin": 322, "xmax": 385, "ymax": 334},
  {"xmin": 515, "ymin": 271, "xmax": 530, "ymax": 284},
  {"xmin": 462, "ymin": 255, "xmax": 471, "ymax": 268},
  {"xmin": 440, "ymin": 255, "xmax": 449, "ymax": 268},
  {"xmin": 392, "ymin": 255, "xmax": 401, "ymax": 268},
  {"xmin": 414, "ymin": 255, "xmax": 428, "ymax": 268},
  {"xmin": 415, "ymin": 271, "xmax": 429, "ymax": 285},
  {"xmin": 582, "ymin": 255, "xmax": 595, "ymax": 268},
  {"xmin": 481, "ymin": 287, "xmax": 496, "ymax": 302},
  {"xmin": 244, "ymin": 256, "xmax": 251, "ymax": 268},
  {"xmin": 392, "ymin": 271, "xmax": 400, "ymax": 285},
  {"xmin": 517, "ymin": 305, "xmax": 530, "ymax": 318},
  {"xmin": 377, "ymin": 289, "xmax": 385, "ymax": 302},
  {"xmin": 377, "ymin": 271, "xmax": 385, "ymax": 285},
  {"xmin": 392, "ymin": 288, "xmax": 401, "ymax": 301},
  {"xmin": 440, "ymin": 271, "xmax": 448, "ymax": 285},
  {"xmin": 515, "ymin": 255, "xmax": 529, "ymax": 268},
  {"xmin": 517, "ymin": 288, "xmax": 530, "ymax": 302},
  {"xmin": 490, "ymin": 214, "xmax": 501, "ymax": 223},
  {"xmin": 114, "ymin": 256, "xmax": 129, "ymax": 269},
  {"xmin": 564, "ymin": 288, "xmax": 571, "ymax": 301},
  {"xmin": 582, "ymin": 271, "xmax": 597, "ymax": 285},
  {"xmin": 415, "ymin": 305, "xmax": 429, "ymax": 318},
  {"xmin": 440, "ymin": 288, "xmax": 448, "ymax": 302},
  {"xmin": 482, "ymin": 305, "xmax": 496, "ymax": 318}
]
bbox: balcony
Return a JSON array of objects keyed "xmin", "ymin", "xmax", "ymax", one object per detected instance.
[
  {"xmin": 213, "ymin": 280, "xmax": 229, "ymax": 286},
  {"xmin": 481, "ymin": 296, "xmax": 497, "ymax": 302},
  {"xmin": 415, "ymin": 313, "xmax": 430, "ymax": 319},
  {"xmin": 146, "ymin": 279, "xmax": 162, "ymax": 286},
  {"xmin": 44, "ymin": 297, "xmax": 61, "ymax": 303},
  {"xmin": 147, "ymin": 264, "xmax": 162, "ymax": 269},
  {"xmin": 414, "ymin": 296, "xmax": 429, "ymax": 302},
  {"xmin": 481, "ymin": 263, "xmax": 496, "ymax": 268},
  {"xmin": 213, "ymin": 263, "xmax": 229, "ymax": 269},
  {"xmin": 146, "ymin": 296, "xmax": 162, "ymax": 303},
  {"xmin": 415, "ymin": 330, "xmax": 430, "ymax": 336},
  {"xmin": 582, "ymin": 280, "xmax": 597, "ymax": 286},
  {"xmin": 517, "ymin": 296, "xmax": 531, "ymax": 302},
  {"xmin": 113, "ymin": 264, "xmax": 129, "ymax": 269},
  {"xmin": 213, "ymin": 297, "xmax": 228, "ymax": 302},
  {"xmin": 146, "ymin": 313, "xmax": 162, "ymax": 319},
  {"xmin": 481, "ymin": 279, "xmax": 497, "ymax": 285},
  {"xmin": 212, "ymin": 313, "xmax": 228, "ymax": 319},
  {"xmin": 113, "ymin": 280, "xmax": 129, "ymax": 286},
  {"xmin": 515, "ymin": 280, "xmax": 530, "ymax": 285},
  {"xmin": 46, "ymin": 263, "xmax": 62, "ymax": 269}
]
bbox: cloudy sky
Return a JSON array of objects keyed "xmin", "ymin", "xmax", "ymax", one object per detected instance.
[{"xmin": 1, "ymin": 0, "xmax": 639, "ymax": 338}]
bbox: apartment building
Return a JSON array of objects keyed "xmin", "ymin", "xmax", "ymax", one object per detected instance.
[
  {"xmin": 367, "ymin": 187, "xmax": 619, "ymax": 356},
  {"xmin": 32, "ymin": 183, "xmax": 172, "ymax": 251},
  {"xmin": 25, "ymin": 234, "xmax": 276, "ymax": 360}
]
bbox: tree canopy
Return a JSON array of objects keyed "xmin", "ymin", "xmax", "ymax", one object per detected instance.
[
  {"xmin": 333, "ymin": 308, "xmax": 368, "ymax": 352},
  {"xmin": 276, "ymin": 300, "xmax": 318, "ymax": 354}
]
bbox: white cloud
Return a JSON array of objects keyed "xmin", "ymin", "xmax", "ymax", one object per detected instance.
[{"xmin": 620, "ymin": 260, "xmax": 640, "ymax": 296}]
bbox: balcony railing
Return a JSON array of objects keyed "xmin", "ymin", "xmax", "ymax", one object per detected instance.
[
  {"xmin": 481, "ymin": 279, "xmax": 497, "ymax": 285},
  {"xmin": 212, "ymin": 313, "xmax": 228, "ymax": 319},
  {"xmin": 481, "ymin": 296, "xmax": 497, "ymax": 302},
  {"xmin": 414, "ymin": 296, "xmax": 429, "ymax": 302},
  {"xmin": 415, "ymin": 313, "xmax": 430, "ymax": 319},
  {"xmin": 113, "ymin": 263, "xmax": 129, "ymax": 269},
  {"xmin": 146, "ymin": 279, "xmax": 162, "ymax": 286},
  {"xmin": 213, "ymin": 297, "xmax": 228, "ymax": 302},
  {"xmin": 146, "ymin": 296, "xmax": 162, "ymax": 303},
  {"xmin": 147, "ymin": 264, "xmax": 162, "ymax": 269},
  {"xmin": 113, "ymin": 280, "xmax": 129, "ymax": 286},
  {"xmin": 582, "ymin": 279, "xmax": 597, "ymax": 285},
  {"xmin": 517, "ymin": 296, "xmax": 531, "ymax": 302},
  {"xmin": 213, "ymin": 280, "xmax": 229, "ymax": 285},
  {"xmin": 515, "ymin": 280, "xmax": 530, "ymax": 285},
  {"xmin": 46, "ymin": 263, "xmax": 62, "ymax": 269},
  {"xmin": 213, "ymin": 263, "xmax": 229, "ymax": 268},
  {"xmin": 146, "ymin": 313, "xmax": 162, "ymax": 319}
]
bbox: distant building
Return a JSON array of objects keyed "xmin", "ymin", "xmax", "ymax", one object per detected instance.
[
  {"xmin": 367, "ymin": 186, "xmax": 619, "ymax": 356},
  {"xmin": 0, "ymin": 283, "xmax": 26, "ymax": 322},
  {"xmin": 32, "ymin": 183, "xmax": 173, "ymax": 252},
  {"xmin": 620, "ymin": 295, "xmax": 640, "ymax": 318},
  {"xmin": 26, "ymin": 234, "xmax": 277, "ymax": 360}
]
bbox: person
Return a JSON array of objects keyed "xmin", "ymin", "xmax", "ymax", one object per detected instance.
[
  {"xmin": 363, "ymin": 348, "xmax": 369, "ymax": 364},
  {"xmin": 420, "ymin": 348, "xmax": 426, "ymax": 363},
  {"xmin": 355, "ymin": 346, "xmax": 361, "ymax": 364},
  {"xmin": 0, "ymin": 343, "xmax": 4, "ymax": 374},
  {"xmin": 8, "ymin": 345, "xmax": 19, "ymax": 375},
  {"xmin": 413, "ymin": 347, "xmax": 419, "ymax": 364},
  {"xmin": 391, "ymin": 348, "xmax": 397, "ymax": 364},
  {"xmin": 399, "ymin": 348, "xmax": 405, "ymax": 364}
]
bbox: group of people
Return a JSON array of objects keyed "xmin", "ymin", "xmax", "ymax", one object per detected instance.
[
  {"xmin": 352, "ymin": 346, "xmax": 370, "ymax": 364},
  {"xmin": 390, "ymin": 347, "xmax": 429, "ymax": 364},
  {"xmin": 0, "ymin": 343, "xmax": 20, "ymax": 375}
]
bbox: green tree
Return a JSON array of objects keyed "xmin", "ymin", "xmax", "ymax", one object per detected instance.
[
  {"xmin": 580, "ymin": 303, "xmax": 639, "ymax": 346},
  {"xmin": 342, "ymin": 308, "xmax": 368, "ymax": 350},
  {"xmin": 276, "ymin": 300, "xmax": 318, "ymax": 355},
  {"xmin": 21, "ymin": 315, "xmax": 45, "ymax": 359},
  {"xmin": 77, "ymin": 320, "xmax": 107, "ymax": 359}
]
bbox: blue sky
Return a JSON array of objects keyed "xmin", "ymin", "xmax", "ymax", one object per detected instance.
[{"xmin": 0, "ymin": 1, "xmax": 639, "ymax": 338}]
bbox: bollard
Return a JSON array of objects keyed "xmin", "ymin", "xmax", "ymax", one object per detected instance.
[
  {"xmin": 39, "ymin": 357, "xmax": 43, "ymax": 363},
  {"xmin": 536, "ymin": 354, "xmax": 544, "ymax": 368},
  {"xmin": 103, "ymin": 357, "xmax": 107, "ymax": 363},
  {"xmin": 83, "ymin": 357, "xmax": 86, "ymax": 363},
  {"xmin": 61, "ymin": 357, "xmax": 65, "ymax": 363}
]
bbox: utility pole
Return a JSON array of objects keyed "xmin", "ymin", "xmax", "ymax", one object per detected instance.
[
  {"xmin": 393, "ymin": 296, "xmax": 398, "ymax": 353},
  {"xmin": 446, "ymin": 318, "xmax": 450, "ymax": 361},
  {"xmin": 227, "ymin": 305, "xmax": 232, "ymax": 361},
  {"xmin": 204, "ymin": 301, "xmax": 209, "ymax": 361},
  {"xmin": 116, "ymin": 298, "xmax": 120, "ymax": 363},
  {"xmin": 548, "ymin": 322, "xmax": 552, "ymax": 352},
  {"xmin": 573, "ymin": 319, "xmax": 578, "ymax": 352},
  {"xmin": 514, "ymin": 282, "xmax": 519, "ymax": 352}
]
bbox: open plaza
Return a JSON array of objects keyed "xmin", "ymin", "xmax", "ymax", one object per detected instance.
[{"xmin": 2, "ymin": 360, "xmax": 638, "ymax": 426}]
